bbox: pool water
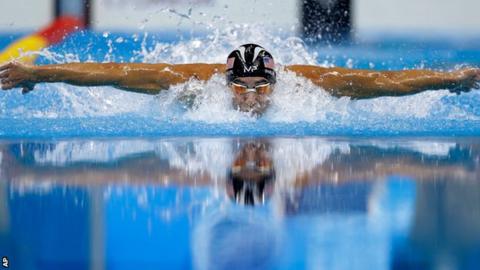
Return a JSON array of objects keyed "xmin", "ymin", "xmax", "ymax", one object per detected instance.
[
  {"xmin": 1, "ymin": 137, "xmax": 480, "ymax": 269},
  {"xmin": 1, "ymin": 29, "xmax": 480, "ymax": 137},
  {"xmin": 1, "ymin": 25, "xmax": 480, "ymax": 270}
]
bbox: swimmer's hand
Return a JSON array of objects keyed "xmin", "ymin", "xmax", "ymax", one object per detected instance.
[
  {"xmin": 448, "ymin": 68, "xmax": 480, "ymax": 94},
  {"xmin": 0, "ymin": 62, "xmax": 36, "ymax": 94}
]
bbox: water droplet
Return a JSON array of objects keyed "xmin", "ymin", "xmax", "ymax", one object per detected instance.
[{"xmin": 346, "ymin": 58, "xmax": 354, "ymax": 69}]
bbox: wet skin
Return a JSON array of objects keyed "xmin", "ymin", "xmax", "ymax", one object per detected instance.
[
  {"xmin": 230, "ymin": 76, "xmax": 273, "ymax": 116},
  {"xmin": 2, "ymin": 61, "xmax": 480, "ymax": 112}
]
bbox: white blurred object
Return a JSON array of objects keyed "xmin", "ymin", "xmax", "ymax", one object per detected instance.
[
  {"xmin": 93, "ymin": 0, "xmax": 300, "ymax": 31},
  {"xmin": 0, "ymin": 0, "xmax": 50, "ymax": 31},
  {"xmin": 355, "ymin": 0, "xmax": 480, "ymax": 34}
]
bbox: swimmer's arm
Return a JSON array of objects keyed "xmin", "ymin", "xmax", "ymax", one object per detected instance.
[
  {"xmin": 0, "ymin": 62, "xmax": 225, "ymax": 94},
  {"xmin": 286, "ymin": 65, "xmax": 480, "ymax": 99}
]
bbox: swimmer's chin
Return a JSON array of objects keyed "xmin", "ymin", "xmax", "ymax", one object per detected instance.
[{"xmin": 235, "ymin": 106, "xmax": 266, "ymax": 118}]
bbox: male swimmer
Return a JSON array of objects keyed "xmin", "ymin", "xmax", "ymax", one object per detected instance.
[{"xmin": 1, "ymin": 43, "xmax": 479, "ymax": 116}]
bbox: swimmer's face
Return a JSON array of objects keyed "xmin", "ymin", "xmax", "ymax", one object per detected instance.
[
  {"xmin": 226, "ymin": 142, "xmax": 275, "ymax": 206},
  {"xmin": 229, "ymin": 77, "xmax": 273, "ymax": 116},
  {"xmin": 232, "ymin": 142, "xmax": 273, "ymax": 181}
]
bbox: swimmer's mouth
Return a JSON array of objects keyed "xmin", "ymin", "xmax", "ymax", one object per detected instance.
[
  {"xmin": 234, "ymin": 99, "xmax": 270, "ymax": 116},
  {"xmin": 235, "ymin": 104, "xmax": 267, "ymax": 117}
]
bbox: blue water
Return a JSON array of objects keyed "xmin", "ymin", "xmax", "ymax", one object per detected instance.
[
  {"xmin": 2, "ymin": 30, "xmax": 480, "ymax": 138},
  {"xmin": 2, "ymin": 28, "xmax": 480, "ymax": 269},
  {"xmin": 1, "ymin": 137, "xmax": 479, "ymax": 269}
]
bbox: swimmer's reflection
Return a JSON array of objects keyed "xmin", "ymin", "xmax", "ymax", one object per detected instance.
[
  {"xmin": 2, "ymin": 139, "xmax": 480, "ymax": 189},
  {"xmin": 225, "ymin": 141, "xmax": 275, "ymax": 206},
  {"xmin": 3, "ymin": 139, "xmax": 480, "ymax": 269}
]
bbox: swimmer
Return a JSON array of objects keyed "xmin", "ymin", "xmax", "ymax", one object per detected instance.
[{"xmin": 1, "ymin": 43, "xmax": 479, "ymax": 115}]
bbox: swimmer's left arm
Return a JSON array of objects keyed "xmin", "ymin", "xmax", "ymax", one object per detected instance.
[{"xmin": 286, "ymin": 65, "xmax": 480, "ymax": 99}]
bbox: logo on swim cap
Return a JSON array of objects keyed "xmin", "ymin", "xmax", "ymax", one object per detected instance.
[
  {"xmin": 243, "ymin": 65, "xmax": 258, "ymax": 73},
  {"xmin": 226, "ymin": 44, "xmax": 276, "ymax": 84}
]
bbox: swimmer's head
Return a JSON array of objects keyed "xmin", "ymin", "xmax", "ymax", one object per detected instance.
[
  {"xmin": 226, "ymin": 142, "xmax": 275, "ymax": 206},
  {"xmin": 226, "ymin": 44, "xmax": 276, "ymax": 116}
]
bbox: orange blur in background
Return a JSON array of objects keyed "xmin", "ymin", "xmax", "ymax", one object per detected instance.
[{"xmin": 0, "ymin": 16, "xmax": 83, "ymax": 64}]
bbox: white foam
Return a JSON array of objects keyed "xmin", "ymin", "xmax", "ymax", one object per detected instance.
[
  {"xmin": 1, "ymin": 24, "xmax": 479, "ymax": 124},
  {"xmin": 28, "ymin": 138, "xmax": 350, "ymax": 187},
  {"xmin": 271, "ymin": 138, "xmax": 350, "ymax": 189},
  {"xmin": 366, "ymin": 140, "xmax": 456, "ymax": 156},
  {"xmin": 32, "ymin": 140, "xmax": 157, "ymax": 164}
]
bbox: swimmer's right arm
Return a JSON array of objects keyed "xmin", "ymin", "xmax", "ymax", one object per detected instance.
[{"xmin": 0, "ymin": 62, "xmax": 225, "ymax": 94}]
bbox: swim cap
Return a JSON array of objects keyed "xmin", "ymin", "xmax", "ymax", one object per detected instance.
[{"xmin": 226, "ymin": 44, "xmax": 276, "ymax": 84}]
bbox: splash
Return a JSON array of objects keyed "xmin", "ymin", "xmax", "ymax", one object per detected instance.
[{"xmin": 1, "ymin": 21, "xmax": 480, "ymax": 136}]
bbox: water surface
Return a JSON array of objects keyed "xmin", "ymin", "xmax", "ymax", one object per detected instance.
[
  {"xmin": 1, "ymin": 137, "xmax": 479, "ymax": 269},
  {"xmin": 2, "ymin": 31, "xmax": 480, "ymax": 137}
]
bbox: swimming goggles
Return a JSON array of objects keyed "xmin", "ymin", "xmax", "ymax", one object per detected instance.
[
  {"xmin": 231, "ymin": 145, "xmax": 273, "ymax": 174},
  {"xmin": 229, "ymin": 79, "xmax": 272, "ymax": 95}
]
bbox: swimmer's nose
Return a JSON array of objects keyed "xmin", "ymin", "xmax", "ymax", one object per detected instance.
[{"xmin": 243, "ymin": 92, "xmax": 258, "ymax": 107}]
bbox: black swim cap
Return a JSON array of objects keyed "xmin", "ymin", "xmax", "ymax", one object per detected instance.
[{"xmin": 226, "ymin": 44, "xmax": 276, "ymax": 84}]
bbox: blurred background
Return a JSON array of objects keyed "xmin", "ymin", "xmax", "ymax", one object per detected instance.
[
  {"xmin": 2, "ymin": 2, "xmax": 480, "ymax": 270},
  {"xmin": 2, "ymin": 0, "xmax": 480, "ymax": 137},
  {"xmin": 2, "ymin": 0, "xmax": 480, "ymax": 40}
]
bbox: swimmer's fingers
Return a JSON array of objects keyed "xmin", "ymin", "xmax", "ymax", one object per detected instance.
[
  {"xmin": 0, "ymin": 61, "xmax": 32, "ymax": 77},
  {"xmin": 0, "ymin": 62, "xmax": 19, "ymax": 79},
  {"xmin": 474, "ymin": 69, "xmax": 480, "ymax": 89},
  {"xmin": 0, "ymin": 62, "xmax": 13, "ymax": 73},
  {"xmin": 1, "ymin": 78, "xmax": 22, "ymax": 90},
  {"xmin": 474, "ymin": 68, "xmax": 480, "ymax": 80},
  {"xmin": 473, "ymin": 82, "xmax": 480, "ymax": 90},
  {"xmin": 0, "ymin": 64, "xmax": 11, "ymax": 79},
  {"xmin": 21, "ymin": 87, "xmax": 33, "ymax": 94},
  {"xmin": 1, "ymin": 78, "xmax": 36, "ymax": 94},
  {"xmin": 21, "ymin": 82, "xmax": 35, "ymax": 95},
  {"xmin": 1, "ymin": 75, "xmax": 21, "ymax": 88},
  {"xmin": 448, "ymin": 88, "xmax": 463, "ymax": 95},
  {"xmin": 0, "ymin": 64, "xmax": 15, "ymax": 81},
  {"xmin": 0, "ymin": 62, "xmax": 36, "ymax": 91},
  {"xmin": 453, "ymin": 68, "xmax": 480, "ymax": 93}
]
